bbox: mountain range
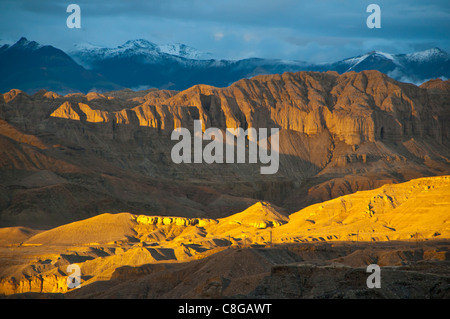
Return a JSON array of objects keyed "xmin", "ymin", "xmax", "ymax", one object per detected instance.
[
  {"xmin": 1, "ymin": 36, "xmax": 449, "ymax": 298},
  {"xmin": 1, "ymin": 37, "xmax": 449, "ymax": 94}
]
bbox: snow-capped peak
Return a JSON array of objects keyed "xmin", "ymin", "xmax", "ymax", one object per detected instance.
[
  {"xmin": 69, "ymin": 39, "xmax": 163, "ymax": 65},
  {"xmin": 342, "ymin": 53, "xmax": 369, "ymax": 65},
  {"xmin": 71, "ymin": 39, "xmax": 159, "ymax": 56},
  {"xmin": 158, "ymin": 43, "xmax": 209, "ymax": 59},
  {"xmin": 118, "ymin": 39, "xmax": 158, "ymax": 50},
  {"xmin": 70, "ymin": 38, "xmax": 209, "ymax": 61},
  {"xmin": 370, "ymin": 51, "xmax": 395, "ymax": 60},
  {"xmin": 338, "ymin": 50, "xmax": 400, "ymax": 72},
  {"xmin": 344, "ymin": 50, "xmax": 397, "ymax": 62},
  {"xmin": 406, "ymin": 47, "xmax": 448, "ymax": 62}
]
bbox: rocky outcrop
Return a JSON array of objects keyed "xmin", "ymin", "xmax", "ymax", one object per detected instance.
[
  {"xmin": 0, "ymin": 273, "xmax": 68, "ymax": 295},
  {"xmin": 47, "ymin": 71, "xmax": 449, "ymax": 146},
  {"xmin": 136, "ymin": 215, "xmax": 217, "ymax": 227}
]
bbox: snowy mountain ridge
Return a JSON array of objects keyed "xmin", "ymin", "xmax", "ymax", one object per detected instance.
[
  {"xmin": 1, "ymin": 37, "xmax": 449, "ymax": 93},
  {"xmin": 71, "ymin": 39, "xmax": 209, "ymax": 63}
]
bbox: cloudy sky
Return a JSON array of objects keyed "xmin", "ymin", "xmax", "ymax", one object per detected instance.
[{"xmin": 0, "ymin": 0, "xmax": 449, "ymax": 62}]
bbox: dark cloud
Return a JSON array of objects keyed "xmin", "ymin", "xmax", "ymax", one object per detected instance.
[{"xmin": 0, "ymin": 0, "xmax": 449, "ymax": 62}]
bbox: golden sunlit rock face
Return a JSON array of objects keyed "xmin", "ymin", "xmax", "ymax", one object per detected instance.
[
  {"xmin": 0, "ymin": 176, "xmax": 449, "ymax": 296},
  {"xmin": 47, "ymin": 70, "xmax": 448, "ymax": 147},
  {"xmin": 0, "ymin": 71, "xmax": 449, "ymax": 298}
]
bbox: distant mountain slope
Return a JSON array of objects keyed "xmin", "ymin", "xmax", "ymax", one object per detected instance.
[
  {"xmin": 319, "ymin": 48, "xmax": 450, "ymax": 84},
  {"xmin": 0, "ymin": 38, "xmax": 121, "ymax": 94},
  {"xmin": 1, "ymin": 37, "xmax": 449, "ymax": 93},
  {"xmin": 71, "ymin": 39, "xmax": 210, "ymax": 67},
  {"xmin": 69, "ymin": 38, "xmax": 310, "ymax": 91},
  {"xmin": 69, "ymin": 39, "xmax": 449, "ymax": 90}
]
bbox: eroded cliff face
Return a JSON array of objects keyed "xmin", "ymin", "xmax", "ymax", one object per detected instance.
[
  {"xmin": 43, "ymin": 70, "xmax": 448, "ymax": 145},
  {"xmin": 0, "ymin": 71, "xmax": 449, "ymax": 227}
]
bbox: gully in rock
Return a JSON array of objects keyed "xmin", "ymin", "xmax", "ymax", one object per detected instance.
[{"xmin": 171, "ymin": 120, "xmax": 280, "ymax": 175}]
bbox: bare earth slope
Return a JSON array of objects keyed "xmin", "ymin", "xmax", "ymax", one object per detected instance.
[{"xmin": 23, "ymin": 213, "xmax": 137, "ymax": 246}]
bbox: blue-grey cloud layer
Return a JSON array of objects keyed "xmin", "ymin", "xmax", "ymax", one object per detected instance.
[{"xmin": 1, "ymin": 0, "xmax": 449, "ymax": 62}]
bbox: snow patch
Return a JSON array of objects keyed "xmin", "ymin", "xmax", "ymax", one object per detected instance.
[
  {"xmin": 70, "ymin": 39, "xmax": 209, "ymax": 61},
  {"xmin": 373, "ymin": 51, "xmax": 395, "ymax": 60},
  {"xmin": 159, "ymin": 43, "xmax": 209, "ymax": 60},
  {"xmin": 405, "ymin": 48, "xmax": 448, "ymax": 62}
]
